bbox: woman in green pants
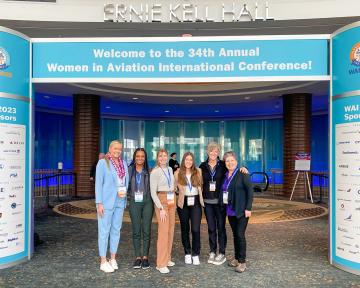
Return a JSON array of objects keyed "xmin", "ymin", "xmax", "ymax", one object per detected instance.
[{"xmin": 127, "ymin": 148, "xmax": 154, "ymax": 269}]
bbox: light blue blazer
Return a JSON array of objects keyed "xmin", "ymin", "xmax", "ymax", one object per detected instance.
[{"xmin": 95, "ymin": 158, "xmax": 129, "ymax": 209}]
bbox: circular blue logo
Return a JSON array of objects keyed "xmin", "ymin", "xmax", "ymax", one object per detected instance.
[{"xmin": 0, "ymin": 47, "xmax": 10, "ymax": 70}]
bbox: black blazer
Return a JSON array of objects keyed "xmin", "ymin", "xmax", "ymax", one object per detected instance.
[{"xmin": 220, "ymin": 170, "xmax": 253, "ymax": 217}]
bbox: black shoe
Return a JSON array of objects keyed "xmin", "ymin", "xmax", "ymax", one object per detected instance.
[
  {"xmin": 141, "ymin": 258, "xmax": 150, "ymax": 270},
  {"xmin": 133, "ymin": 258, "xmax": 142, "ymax": 269}
]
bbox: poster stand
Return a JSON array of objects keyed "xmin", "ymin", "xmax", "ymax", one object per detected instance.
[{"xmin": 289, "ymin": 171, "xmax": 313, "ymax": 203}]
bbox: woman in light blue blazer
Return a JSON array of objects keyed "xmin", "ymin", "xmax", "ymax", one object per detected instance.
[{"xmin": 95, "ymin": 140, "xmax": 129, "ymax": 273}]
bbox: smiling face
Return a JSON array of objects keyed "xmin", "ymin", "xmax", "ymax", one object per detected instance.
[
  {"xmin": 208, "ymin": 148, "xmax": 219, "ymax": 161},
  {"xmin": 109, "ymin": 142, "xmax": 122, "ymax": 158},
  {"xmin": 135, "ymin": 150, "xmax": 145, "ymax": 166},
  {"xmin": 184, "ymin": 154, "xmax": 194, "ymax": 169},
  {"xmin": 157, "ymin": 151, "xmax": 168, "ymax": 166},
  {"xmin": 225, "ymin": 155, "xmax": 238, "ymax": 172}
]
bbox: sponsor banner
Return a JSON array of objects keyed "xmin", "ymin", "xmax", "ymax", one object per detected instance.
[
  {"xmin": 0, "ymin": 28, "xmax": 30, "ymax": 267},
  {"xmin": 32, "ymin": 37, "xmax": 328, "ymax": 81},
  {"xmin": 0, "ymin": 30, "xmax": 30, "ymax": 98},
  {"xmin": 331, "ymin": 24, "xmax": 360, "ymax": 273}
]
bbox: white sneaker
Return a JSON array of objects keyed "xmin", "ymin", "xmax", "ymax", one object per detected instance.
[
  {"xmin": 192, "ymin": 256, "xmax": 200, "ymax": 265},
  {"xmin": 213, "ymin": 253, "xmax": 226, "ymax": 265},
  {"xmin": 167, "ymin": 260, "xmax": 175, "ymax": 267},
  {"xmin": 156, "ymin": 266, "xmax": 170, "ymax": 274},
  {"xmin": 185, "ymin": 254, "xmax": 192, "ymax": 265},
  {"xmin": 109, "ymin": 259, "xmax": 118, "ymax": 270},
  {"xmin": 100, "ymin": 261, "xmax": 115, "ymax": 273},
  {"xmin": 208, "ymin": 252, "xmax": 216, "ymax": 264}
]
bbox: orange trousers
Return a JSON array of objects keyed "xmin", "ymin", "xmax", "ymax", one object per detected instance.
[{"xmin": 154, "ymin": 192, "xmax": 176, "ymax": 268}]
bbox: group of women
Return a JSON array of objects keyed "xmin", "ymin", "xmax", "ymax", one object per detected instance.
[{"xmin": 95, "ymin": 140, "xmax": 254, "ymax": 274}]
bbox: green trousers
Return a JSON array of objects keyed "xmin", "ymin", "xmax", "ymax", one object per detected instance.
[{"xmin": 129, "ymin": 196, "xmax": 154, "ymax": 257}]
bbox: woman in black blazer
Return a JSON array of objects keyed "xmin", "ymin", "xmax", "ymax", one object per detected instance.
[{"xmin": 220, "ymin": 151, "xmax": 253, "ymax": 273}]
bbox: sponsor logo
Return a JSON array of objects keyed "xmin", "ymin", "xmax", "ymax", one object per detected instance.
[
  {"xmin": 338, "ymin": 164, "xmax": 349, "ymax": 168},
  {"xmin": 0, "ymin": 47, "xmax": 10, "ymax": 70},
  {"xmin": 341, "ymin": 242, "xmax": 352, "ymax": 247},
  {"xmin": 9, "ymin": 173, "xmax": 18, "ymax": 178},
  {"xmin": 0, "ymin": 233, "xmax": 8, "ymax": 237},
  {"xmin": 337, "ymin": 141, "xmax": 351, "ymax": 145},
  {"xmin": 0, "ymin": 246, "xmax": 8, "ymax": 249},
  {"xmin": 3, "ymin": 149, "xmax": 21, "ymax": 154},
  {"xmin": 0, "ymin": 187, "xmax": 5, "ymax": 193},
  {"xmin": 355, "ymin": 140, "xmax": 360, "ymax": 144},
  {"xmin": 11, "ymin": 211, "xmax": 22, "ymax": 215},
  {"xmin": 11, "ymin": 202, "xmax": 20, "ymax": 209},
  {"xmin": 11, "ymin": 185, "xmax": 23, "ymax": 191},
  {"xmin": 0, "ymin": 197, "xmax": 5, "ymax": 201},
  {"xmin": 337, "ymin": 246, "xmax": 345, "ymax": 251},
  {"xmin": 8, "ymin": 194, "xmax": 16, "ymax": 198},
  {"xmin": 9, "ymin": 141, "xmax": 24, "ymax": 145},
  {"xmin": 15, "ymin": 224, "xmax": 22, "ymax": 228},
  {"xmin": 344, "ymin": 214, "xmax": 352, "ymax": 221},
  {"xmin": 0, "ymin": 163, "xmax": 4, "ymax": 170},
  {"xmin": 0, "ymin": 212, "xmax": 2, "ymax": 218},
  {"xmin": 9, "ymin": 165, "xmax": 21, "ymax": 169},
  {"xmin": 343, "ymin": 235, "xmax": 354, "ymax": 240},
  {"xmin": 7, "ymin": 237, "xmax": 18, "ymax": 242},
  {"xmin": 355, "ymin": 207, "xmax": 360, "ymax": 211},
  {"xmin": 5, "ymin": 131, "xmax": 20, "ymax": 136},
  {"xmin": 0, "ymin": 140, "xmax": 3, "ymax": 144},
  {"xmin": 338, "ymin": 227, "xmax": 349, "ymax": 233},
  {"xmin": 349, "ymin": 250, "xmax": 359, "ymax": 254},
  {"xmin": 341, "ymin": 173, "xmax": 348, "ymax": 177},
  {"xmin": 342, "ymin": 151, "xmax": 359, "ymax": 155},
  {"xmin": 350, "ymin": 42, "xmax": 360, "ymax": 66}
]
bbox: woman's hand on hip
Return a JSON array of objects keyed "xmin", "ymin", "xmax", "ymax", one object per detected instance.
[
  {"xmin": 97, "ymin": 203, "xmax": 104, "ymax": 217},
  {"xmin": 245, "ymin": 210, "xmax": 251, "ymax": 218},
  {"xmin": 160, "ymin": 209, "xmax": 167, "ymax": 222}
]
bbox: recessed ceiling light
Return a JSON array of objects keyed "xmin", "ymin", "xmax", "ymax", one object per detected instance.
[
  {"xmin": 105, "ymin": 106, "xmax": 111, "ymax": 109},
  {"xmin": 244, "ymin": 96, "xmax": 251, "ymax": 100},
  {"xmin": 188, "ymin": 99, "xmax": 194, "ymax": 102},
  {"xmin": 43, "ymin": 95, "xmax": 50, "ymax": 99},
  {"xmin": 132, "ymin": 97, "xmax": 139, "ymax": 100},
  {"xmin": 164, "ymin": 110, "xmax": 170, "ymax": 113},
  {"xmin": 214, "ymin": 110, "xmax": 219, "ymax": 113}
]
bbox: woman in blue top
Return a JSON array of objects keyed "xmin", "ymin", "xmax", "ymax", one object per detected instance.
[{"xmin": 95, "ymin": 140, "xmax": 129, "ymax": 273}]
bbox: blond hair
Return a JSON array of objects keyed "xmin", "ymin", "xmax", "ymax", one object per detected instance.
[
  {"xmin": 108, "ymin": 140, "xmax": 122, "ymax": 149},
  {"xmin": 156, "ymin": 148, "xmax": 169, "ymax": 166},
  {"xmin": 206, "ymin": 142, "xmax": 221, "ymax": 155}
]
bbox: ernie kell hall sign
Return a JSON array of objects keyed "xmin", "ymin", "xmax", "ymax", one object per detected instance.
[{"xmin": 104, "ymin": 1, "xmax": 274, "ymax": 23}]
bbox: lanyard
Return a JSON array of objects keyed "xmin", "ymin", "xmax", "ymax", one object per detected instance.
[
  {"xmin": 135, "ymin": 168, "xmax": 144, "ymax": 190},
  {"xmin": 160, "ymin": 167, "xmax": 172, "ymax": 189},
  {"xmin": 225, "ymin": 168, "xmax": 239, "ymax": 191},
  {"xmin": 186, "ymin": 175, "xmax": 193, "ymax": 192},
  {"xmin": 208, "ymin": 161, "xmax": 219, "ymax": 181}
]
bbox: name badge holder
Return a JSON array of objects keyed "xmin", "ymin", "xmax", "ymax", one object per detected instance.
[
  {"xmin": 167, "ymin": 191, "xmax": 175, "ymax": 206},
  {"xmin": 134, "ymin": 169, "xmax": 144, "ymax": 202},
  {"xmin": 223, "ymin": 191, "xmax": 229, "ymax": 204},
  {"xmin": 209, "ymin": 181, "xmax": 216, "ymax": 192},
  {"xmin": 187, "ymin": 196, "xmax": 195, "ymax": 206},
  {"xmin": 118, "ymin": 185, "xmax": 127, "ymax": 198},
  {"xmin": 223, "ymin": 167, "xmax": 239, "ymax": 205},
  {"xmin": 135, "ymin": 190, "xmax": 144, "ymax": 202}
]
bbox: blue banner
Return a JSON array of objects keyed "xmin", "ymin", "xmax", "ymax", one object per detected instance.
[
  {"xmin": 0, "ymin": 31, "xmax": 30, "ymax": 97},
  {"xmin": 0, "ymin": 28, "xmax": 31, "ymax": 268},
  {"xmin": 32, "ymin": 37, "xmax": 328, "ymax": 81},
  {"xmin": 332, "ymin": 26, "xmax": 360, "ymax": 96},
  {"xmin": 331, "ymin": 23, "xmax": 360, "ymax": 275}
]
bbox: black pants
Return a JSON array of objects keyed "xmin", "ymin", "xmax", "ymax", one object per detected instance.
[
  {"xmin": 177, "ymin": 196, "xmax": 202, "ymax": 256},
  {"xmin": 228, "ymin": 215, "xmax": 249, "ymax": 263},
  {"xmin": 204, "ymin": 203, "xmax": 227, "ymax": 254}
]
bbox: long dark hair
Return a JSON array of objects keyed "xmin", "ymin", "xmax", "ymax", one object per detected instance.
[
  {"xmin": 130, "ymin": 148, "xmax": 149, "ymax": 173},
  {"xmin": 178, "ymin": 152, "xmax": 202, "ymax": 187}
]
